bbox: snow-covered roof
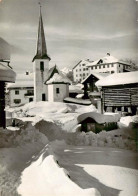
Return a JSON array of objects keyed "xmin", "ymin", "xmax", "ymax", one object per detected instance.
[
  {"xmin": 72, "ymin": 59, "xmax": 93, "ymax": 70},
  {"xmin": 69, "ymin": 85, "xmax": 83, "ymax": 93},
  {"xmin": 46, "ymin": 73, "xmax": 71, "ymax": 84},
  {"xmin": 0, "ymin": 63, "xmax": 16, "ymax": 83},
  {"xmin": 86, "ymin": 54, "xmax": 131, "ymax": 67},
  {"xmin": 7, "ymin": 72, "xmax": 34, "ymax": 89},
  {"xmin": 64, "ymin": 97, "xmax": 91, "ymax": 105},
  {"xmin": 96, "ymin": 71, "xmax": 138, "ymax": 87},
  {"xmin": 81, "ymin": 72, "xmax": 110, "ymax": 84},
  {"xmin": 78, "ymin": 112, "xmax": 120, "ymax": 124}
]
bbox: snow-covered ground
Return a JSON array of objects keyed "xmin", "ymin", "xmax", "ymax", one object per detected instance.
[
  {"xmin": 52, "ymin": 142, "xmax": 138, "ymax": 196},
  {"xmin": 1, "ymin": 102, "xmax": 137, "ymax": 196}
]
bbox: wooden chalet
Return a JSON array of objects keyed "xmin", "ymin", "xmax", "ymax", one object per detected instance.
[{"xmin": 96, "ymin": 71, "xmax": 138, "ymax": 115}]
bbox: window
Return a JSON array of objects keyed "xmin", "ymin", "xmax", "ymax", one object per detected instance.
[
  {"xmin": 91, "ymin": 67, "xmax": 93, "ymax": 70},
  {"xmin": 99, "ymin": 65, "xmax": 101, "ymax": 69},
  {"xmin": 80, "ymin": 74, "xmax": 82, "ymax": 76},
  {"xmin": 83, "ymin": 73, "xmax": 85, "ymax": 76},
  {"xmin": 82, "ymin": 64, "xmax": 85, "ymax": 66},
  {"xmin": 26, "ymin": 90, "xmax": 34, "ymax": 95},
  {"xmin": 76, "ymin": 69, "xmax": 78, "ymax": 72},
  {"xmin": 76, "ymin": 74, "xmax": 78, "ymax": 77},
  {"xmin": 111, "ymin": 71, "xmax": 114, "ymax": 74},
  {"xmin": 107, "ymin": 64, "xmax": 109, "ymax": 68},
  {"xmin": 83, "ymin": 68, "xmax": 85, "ymax": 71},
  {"xmin": 14, "ymin": 99, "xmax": 21, "ymax": 104},
  {"xmin": 86, "ymin": 68, "xmax": 88, "ymax": 70},
  {"xmin": 95, "ymin": 66, "xmax": 97, "ymax": 69},
  {"xmin": 15, "ymin": 90, "xmax": 19, "ymax": 95},
  {"xmin": 56, "ymin": 88, "xmax": 60, "ymax": 94},
  {"xmin": 29, "ymin": 98, "xmax": 33, "ymax": 102},
  {"xmin": 103, "ymin": 65, "xmax": 105, "ymax": 68},
  {"xmin": 111, "ymin": 64, "xmax": 114, "ymax": 67},
  {"xmin": 40, "ymin": 61, "xmax": 44, "ymax": 71},
  {"xmin": 80, "ymin": 69, "xmax": 81, "ymax": 71}
]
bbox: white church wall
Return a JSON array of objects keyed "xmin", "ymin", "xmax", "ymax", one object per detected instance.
[
  {"xmin": 48, "ymin": 84, "xmax": 54, "ymax": 102},
  {"xmin": 33, "ymin": 59, "xmax": 49, "ymax": 102},
  {"xmin": 53, "ymin": 84, "xmax": 69, "ymax": 102}
]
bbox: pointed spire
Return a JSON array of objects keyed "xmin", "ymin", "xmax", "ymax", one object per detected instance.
[{"xmin": 33, "ymin": 2, "xmax": 51, "ymax": 62}]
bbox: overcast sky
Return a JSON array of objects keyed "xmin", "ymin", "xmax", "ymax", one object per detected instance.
[{"xmin": 0, "ymin": 0, "xmax": 137, "ymax": 73}]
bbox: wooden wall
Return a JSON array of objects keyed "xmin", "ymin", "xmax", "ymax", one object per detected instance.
[{"xmin": 102, "ymin": 83, "xmax": 138, "ymax": 108}]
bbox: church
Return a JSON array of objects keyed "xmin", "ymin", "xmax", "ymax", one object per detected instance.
[{"xmin": 8, "ymin": 6, "xmax": 71, "ymax": 106}]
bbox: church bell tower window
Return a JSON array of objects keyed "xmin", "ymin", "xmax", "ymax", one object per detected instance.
[{"xmin": 40, "ymin": 61, "xmax": 44, "ymax": 71}]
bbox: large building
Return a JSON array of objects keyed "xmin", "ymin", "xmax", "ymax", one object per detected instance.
[
  {"xmin": 87, "ymin": 53, "xmax": 135, "ymax": 74},
  {"xmin": 72, "ymin": 59, "xmax": 92, "ymax": 83}
]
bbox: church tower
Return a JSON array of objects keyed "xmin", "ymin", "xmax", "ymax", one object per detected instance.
[{"xmin": 32, "ymin": 4, "xmax": 51, "ymax": 102}]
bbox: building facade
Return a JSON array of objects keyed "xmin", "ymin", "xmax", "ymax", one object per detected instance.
[
  {"xmin": 7, "ymin": 72, "xmax": 34, "ymax": 107},
  {"xmin": 87, "ymin": 53, "xmax": 134, "ymax": 74},
  {"xmin": 72, "ymin": 60, "xmax": 91, "ymax": 83}
]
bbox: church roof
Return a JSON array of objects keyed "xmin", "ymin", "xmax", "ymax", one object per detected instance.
[
  {"xmin": 32, "ymin": 7, "xmax": 51, "ymax": 62},
  {"xmin": 45, "ymin": 65, "xmax": 71, "ymax": 85}
]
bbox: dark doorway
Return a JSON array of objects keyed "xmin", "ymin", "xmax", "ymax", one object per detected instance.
[{"xmin": 42, "ymin": 93, "xmax": 46, "ymax": 101}]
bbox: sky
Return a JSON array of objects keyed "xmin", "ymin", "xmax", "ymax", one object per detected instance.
[{"xmin": 0, "ymin": 0, "xmax": 137, "ymax": 73}]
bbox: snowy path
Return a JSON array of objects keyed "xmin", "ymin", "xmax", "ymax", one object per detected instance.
[{"xmin": 54, "ymin": 145, "xmax": 138, "ymax": 196}]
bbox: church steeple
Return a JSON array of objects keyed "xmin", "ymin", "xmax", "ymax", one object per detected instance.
[{"xmin": 33, "ymin": 3, "xmax": 51, "ymax": 62}]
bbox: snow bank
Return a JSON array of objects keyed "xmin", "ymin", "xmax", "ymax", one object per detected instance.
[
  {"xmin": 0, "ymin": 123, "xmax": 48, "ymax": 148},
  {"xmin": 119, "ymin": 115, "xmax": 138, "ymax": 127},
  {"xmin": 17, "ymin": 146, "xmax": 100, "ymax": 196},
  {"xmin": 66, "ymin": 130, "xmax": 137, "ymax": 151}
]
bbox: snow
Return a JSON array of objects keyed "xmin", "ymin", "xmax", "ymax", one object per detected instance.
[
  {"xmin": 69, "ymin": 84, "xmax": 83, "ymax": 93},
  {"xmin": 78, "ymin": 112, "xmax": 120, "ymax": 124},
  {"xmin": 51, "ymin": 143, "xmax": 138, "ymax": 196},
  {"xmin": 2, "ymin": 102, "xmax": 137, "ymax": 196},
  {"xmin": 64, "ymin": 97, "xmax": 92, "ymax": 105},
  {"xmin": 119, "ymin": 115, "xmax": 138, "ymax": 127},
  {"xmin": 81, "ymin": 72, "xmax": 110, "ymax": 84},
  {"xmin": 6, "ymin": 126, "xmax": 20, "ymax": 131},
  {"xmin": 96, "ymin": 71, "xmax": 138, "ymax": 87},
  {"xmin": 46, "ymin": 72, "xmax": 71, "ymax": 84},
  {"xmin": 7, "ymin": 72, "xmax": 33, "ymax": 88},
  {"xmin": 6, "ymin": 101, "xmax": 97, "ymax": 133},
  {"xmin": 86, "ymin": 55, "xmax": 119, "ymax": 67},
  {"xmin": 61, "ymin": 67, "xmax": 72, "ymax": 74}
]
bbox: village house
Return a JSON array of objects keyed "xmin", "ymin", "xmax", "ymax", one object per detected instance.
[
  {"xmin": 72, "ymin": 59, "xmax": 92, "ymax": 83},
  {"xmin": 7, "ymin": 72, "xmax": 34, "ymax": 107},
  {"xmin": 0, "ymin": 61, "xmax": 16, "ymax": 128},
  {"xmin": 86, "ymin": 53, "xmax": 135, "ymax": 74},
  {"xmin": 96, "ymin": 71, "xmax": 138, "ymax": 115}
]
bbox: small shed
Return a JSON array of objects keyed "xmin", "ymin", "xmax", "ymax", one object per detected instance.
[
  {"xmin": 96, "ymin": 71, "xmax": 138, "ymax": 115},
  {"xmin": 78, "ymin": 112, "xmax": 120, "ymax": 133},
  {"xmin": 81, "ymin": 72, "xmax": 110, "ymax": 98},
  {"xmin": 0, "ymin": 61, "xmax": 16, "ymax": 128}
]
